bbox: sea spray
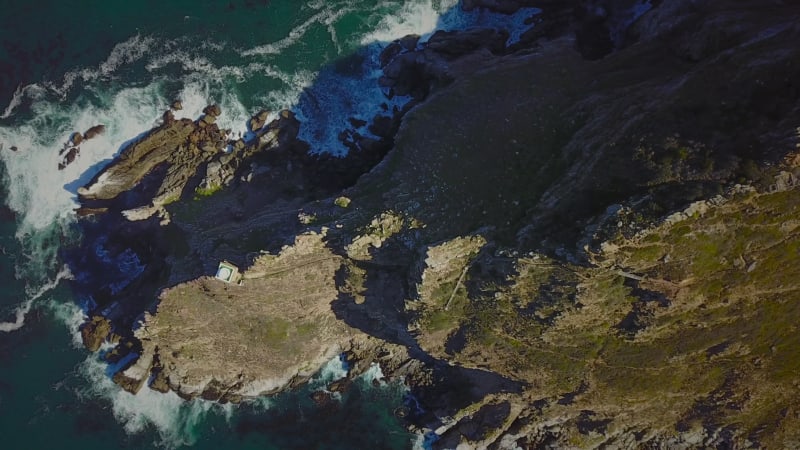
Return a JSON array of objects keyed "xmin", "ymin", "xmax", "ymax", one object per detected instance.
[
  {"xmin": 44, "ymin": 297, "xmax": 88, "ymax": 347},
  {"xmin": 77, "ymin": 354, "xmax": 224, "ymax": 448},
  {"xmin": 310, "ymin": 354, "xmax": 350, "ymax": 388}
]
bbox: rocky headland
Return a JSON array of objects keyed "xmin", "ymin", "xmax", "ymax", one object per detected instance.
[{"xmin": 69, "ymin": 0, "xmax": 800, "ymax": 448}]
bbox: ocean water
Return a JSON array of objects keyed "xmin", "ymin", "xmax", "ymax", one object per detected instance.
[{"xmin": 0, "ymin": 1, "xmax": 539, "ymax": 448}]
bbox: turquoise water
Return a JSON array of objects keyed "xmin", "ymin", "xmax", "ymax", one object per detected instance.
[{"xmin": 0, "ymin": 1, "xmax": 538, "ymax": 448}]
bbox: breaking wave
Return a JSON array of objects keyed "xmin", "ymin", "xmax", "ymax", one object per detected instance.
[{"xmin": 78, "ymin": 354, "xmax": 228, "ymax": 448}]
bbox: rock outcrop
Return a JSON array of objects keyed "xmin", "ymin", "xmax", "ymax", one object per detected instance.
[
  {"xmin": 79, "ymin": 315, "xmax": 112, "ymax": 352},
  {"xmin": 127, "ymin": 232, "xmax": 360, "ymax": 400}
]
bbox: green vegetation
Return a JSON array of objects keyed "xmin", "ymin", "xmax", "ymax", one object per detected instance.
[
  {"xmin": 412, "ymin": 185, "xmax": 800, "ymax": 444},
  {"xmin": 334, "ymin": 196, "xmax": 351, "ymax": 208},
  {"xmin": 194, "ymin": 183, "xmax": 222, "ymax": 198}
]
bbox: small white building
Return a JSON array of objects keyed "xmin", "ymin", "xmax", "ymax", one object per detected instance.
[{"xmin": 215, "ymin": 261, "xmax": 241, "ymax": 284}]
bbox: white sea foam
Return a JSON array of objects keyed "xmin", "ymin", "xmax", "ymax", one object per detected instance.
[
  {"xmin": 45, "ymin": 297, "xmax": 87, "ymax": 347},
  {"xmin": 77, "ymin": 355, "xmax": 223, "ymax": 448},
  {"xmin": 47, "ymin": 295, "xmax": 223, "ymax": 447},
  {"xmin": 0, "ymin": 83, "xmax": 168, "ymax": 233},
  {"xmin": 177, "ymin": 78, "xmax": 250, "ymax": 136},
  {"xmin": 311, "ymin": 354, "xmax": 349, "ymax": 388},
  {"xmin": 360, "ymin": 0, "xmax": 459, "ymax": 45},
  {"xmin": 359, "ymin": 362, "xmax": 387, "ymax": 386}
]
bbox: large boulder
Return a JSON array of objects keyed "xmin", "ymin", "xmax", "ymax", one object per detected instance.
[
  {"xmin": 203, "ymin": 104, "xmax": 221, "ymax": 117},
  {"xmin": 83, "ymin": 124, "xmax": 105, "ymax": 141},
  {"xmin": 80, "ymin": 315, "xmax": 112, "ymax": 352},
  {"xmin": 248, "ymin": 109, "xmax": 270, "ymax": 131}
]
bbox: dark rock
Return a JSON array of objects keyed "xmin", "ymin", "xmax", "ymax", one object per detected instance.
[
  {"xmin": 57, "ymin": 147, "xmax": 80, "ymax": 170},
  {"xmin": 328, "ymin": 378, "xmax": 352, "ymax": 393},
  {"xmin": 379, "ymin": 42, "xmax": 404, "ymax": 68},
  {"xmin": 75, "ymin": 207, "xmax": 108, "ymax": 216},
  {"xmin": 368, "ymin": 114, "xmax": 395, "ymax": 139},
  {"xmin": 399, "ymin": 34, "xmax": 420, "ymax": 51},
  {"xmin": 83, "ymin": 124, "xmax": 105, "ymax": 141},
  {"xmin": 171, "ymin": 100, "xmax": 183, "ymax": 111},
  {"xmin": 310, "ymin": 390, "xmax": 335, "ymax": 407},
  {"xmin": 70, "ymin": 132, "xmax": 83, "ymax": 146},
  {"xmin": 149, "ymin": 369, "xmax": 170, "ymax": 393},
  {"xmin": 79, "ymin": 315, "xmax": 112, "ymax": 352},
  {"xmin": 112, "ymin": 370, "xmax": 148, "ymax": 395},
  {"xmin": 248, "ymin": 109, "xmax": 270, "ymax": 131},
  {"xmin": 426, "ymin": 28, "xmax": 509, "ymax": 58},
  {"xmin": 348, "ymin": 117, "xmax": 367, "ymax": 128},
  {"xmin": 203, "ymin": 104, "xmax": 222, "ymax": 117},
  {"xmin": 162, "ymin": 109, "xmax": 175, "ymax": 125}
]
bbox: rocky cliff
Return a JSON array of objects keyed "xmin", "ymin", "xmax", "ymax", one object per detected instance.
[{"xmin": 69, "ymin": 0, "xmax": 800, "ymax": 448}]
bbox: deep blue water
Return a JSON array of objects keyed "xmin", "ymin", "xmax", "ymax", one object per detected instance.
[{"xmin": 0, "ymin": 1, "xmax": 540, "ymax": 448}]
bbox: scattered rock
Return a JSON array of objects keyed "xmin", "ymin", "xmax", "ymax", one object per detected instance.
[
  {"xmin": 171, "ymin": 100, "xmax": 183, "ymax": 111},
  {"xmin": 83, "ymin": 124, "xmax": 105, "ymax": 141},
  {"xmin": 69, "ymin": 132, "xmax": 83, "ymax": 146},
  {"xmin": 57, "ymin": 147, "xmax": 80, "ymax": 170}
]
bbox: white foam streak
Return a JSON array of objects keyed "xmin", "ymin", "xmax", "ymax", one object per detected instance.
[
  {"xmin": 0, "ymin": 299, "xmax": 32, "ymax": 332},
  {"xmin": 100, "ymin": 35, "xmax": 156, "ymax": 77},
  {"xmin": 240, "ymin": 7, "xmax": 351, "ymax": 57},
  {"xmin": 44, "ymin": 34, "xmax": 156, "ymax": 98},
  {"xmin": 1, "ymin": 84, "xmax": 30, "ymax": 119},
  {"xmin": 0, "ymin": 264, "xmax": 72, "ymax": 333}
]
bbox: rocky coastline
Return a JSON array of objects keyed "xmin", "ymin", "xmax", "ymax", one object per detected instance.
[{"xmin": 67, "ymin": 1, "xmax": 800, "ymax": 448}]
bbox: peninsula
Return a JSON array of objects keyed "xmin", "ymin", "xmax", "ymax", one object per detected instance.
[{"xmin": 69, "ymin": 0, "xmax": 800, "ymax": 447}]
